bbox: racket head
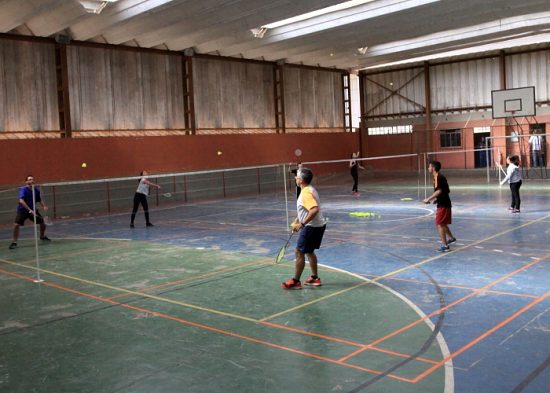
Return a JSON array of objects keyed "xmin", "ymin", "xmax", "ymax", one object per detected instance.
[
  {"xmin": 162, "ymin": 192, "xmax": 172, "ymax": 198},
  {"xmin": 43, "ymin": 216, "xmax": 53, "ymax": 226},
  {"xmin": 275, "ymin": 232, "xmax": 294, "ymax": 264},
  {"xmin": 275, "ymin": 244, "xmax": 287, "ymax": 264}
]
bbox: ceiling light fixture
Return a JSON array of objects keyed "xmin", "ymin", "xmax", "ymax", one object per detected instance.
[
  {"xmin": 250, "ymin": 27, "xmax": 268, "ymax": 38},
  {"xmin": 79, "ymin": 0, "xmax": 119, "ymax": 15},
  {"xmin": 357, "ymin": 46, "xmax": 368, "ymax": 55}
]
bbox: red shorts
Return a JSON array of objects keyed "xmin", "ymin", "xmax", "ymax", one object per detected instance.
[{"xmin": 436, "ymin": 207, "xmax": 452, "ymax": 226}]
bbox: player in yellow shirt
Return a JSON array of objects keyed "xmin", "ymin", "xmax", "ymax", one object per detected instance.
[{"xmin": 282, "ymin": 168, "xmax": 327, "ymax": 289}]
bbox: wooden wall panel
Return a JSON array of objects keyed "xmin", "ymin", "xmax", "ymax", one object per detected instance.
[
  {"xmin": 68, "ymin": 46, "xmax": 185, "ymax": 130},
  {"xmin": 284, "ymin": 67, "xmax": 343, "ymax": 129},
  {"xmin": 0, "ymin": 40, "xmax": 58, "ymax": 132},
  {"xmin": 193, "ymin": 57, "xmax": 275, "ymax": 129}
]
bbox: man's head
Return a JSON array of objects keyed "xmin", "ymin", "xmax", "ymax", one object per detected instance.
[
  {"xmin": 25, "ymin": 175, "xmax": 35, "ymax": 187},
  {"xmin": 428, "ymin": 161, "xmax": 441, "ymax": 174},
  {"xmin": 295, "ymin": 167, "xmax": 313, "ymax": 187}
]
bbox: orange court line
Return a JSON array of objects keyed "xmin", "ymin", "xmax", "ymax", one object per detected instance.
[
  {"xmin": 362, "ymin": 274, "xmax": 539, "ymax": 299},
  {"xmin": 261, "ymin": 320, "xmax": 439, "ymax": 365},
  {"xmin": 413, "ymin": 290, "xmax": 550, "ymax": 383},
  {"xmin": 0, "ymin": 267, "xmax": 413, "ymax": 384},
  {"xmin": 338, "ymin": 252, "xmax": 550, "ymax": 363},
  {"xmin": 107, "ymin": 260, "xmax": 263, "ymax": 300}
]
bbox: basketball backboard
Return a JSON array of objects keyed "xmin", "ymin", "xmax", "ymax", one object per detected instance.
[{"xmin": 491, "ymin": 86, "xmax": 536, "ymax": 119}]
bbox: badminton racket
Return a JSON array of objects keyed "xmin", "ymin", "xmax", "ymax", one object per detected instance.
[
  {"xmin": 162, "ymin": 192, "xmax": 172, "ymax": 198},
  {"xmin": 43, "ymin": 215, "xmax": 53, "ymax": 226},
  {"xmin": 275, "ymin": 232, "xmax": 294, "ymax": 264},
  {"xmin": 35, "ymin": 212, "xmax": 53, "ymax": 226}
]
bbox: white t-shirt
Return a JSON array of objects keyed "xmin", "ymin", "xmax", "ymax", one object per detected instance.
[
  {"xmin": 136, "ymin": 178, "xmax": 149, "ymax": 195},
  {"xmin": 529, "ymin": 135, "xmax": 542, "ymax": 151}
]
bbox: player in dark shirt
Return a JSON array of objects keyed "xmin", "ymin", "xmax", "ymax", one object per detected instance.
[{"xmin": 423, "ymin": 161, "xmax": 456, "ymax": 252}]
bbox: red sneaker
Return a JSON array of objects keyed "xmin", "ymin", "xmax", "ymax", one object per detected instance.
[
  {"xmin": 304, "ymin": 276, "xmax": 322, "ymax": 286},
  {"xmin": 281, "ymin": 278, "xmax": 302, "ymax": 290}
]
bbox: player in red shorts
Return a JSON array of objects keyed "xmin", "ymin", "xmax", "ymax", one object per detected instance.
[{"xmin": 423, "ymin": 161, "xmax": 456, "ymax": 252}]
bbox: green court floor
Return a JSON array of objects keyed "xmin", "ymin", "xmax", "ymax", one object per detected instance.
[{"xmin": 0, "ymin": 239, "xmax": 448, "ymax": 392}]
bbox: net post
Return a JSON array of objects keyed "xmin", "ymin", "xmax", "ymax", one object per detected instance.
[
  {"xmin": 417, "ymin": 153, "xmax": 421, "ymax": 201},
  {"xmin": 283, "ymin": 164, "xmax": 289, "ymax": 230},
  {"xmin": 106, "ymin": 182, "xmax": 111, "ymax": 213},
  {"xmin": 423, "ymin": 153, "xmax": 428, "ymax": 200},
  {"xmin": 485, "ymin": 137, "xmax": 490, "ymax": 184},
  {"xmin": 32, "ymin": 184, "xmax": 43, "ymax": 283}
]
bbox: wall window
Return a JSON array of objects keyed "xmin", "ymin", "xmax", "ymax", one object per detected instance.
[
  {"xmin": 368, "ymin": 125, "xmax": 413, "ymax": 135},
  {"xmin": 440, "ymin": 129, "xmax": 461, "ymax": 148}
]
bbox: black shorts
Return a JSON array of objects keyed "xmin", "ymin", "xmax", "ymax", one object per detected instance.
[
  {"xmin": 14, "ymin": 211, "xmax": 44, "ymax": 226},
  {"xmin": 297, "ymin": 224, "xmax": 326, "ymax": 254}
]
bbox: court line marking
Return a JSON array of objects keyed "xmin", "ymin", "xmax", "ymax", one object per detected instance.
[
  {"xmin": 337, "ymin": 251, "xmax": 550, "ymax": 364},
  {"xmin": 360, "ymin": 274, "xmax": 539, "ymax": 299},
  {"xmin": 0, "ymin": 254, "xmax": 441, "ymax": 368},
  {"xmin": 413, "ymin": 290, "xmax": 550, "ymax": 383},
  {"xmin": 0, "ymin": 258, "xmax": 260, "ymax": 323},
  {"xmin": 0, "ymin": 267, "xmax": 414, "ymax": 384},
  {"xmin": 259, "ymin": 213, "xmax": 550, "ymax": 322},
  {"xmin": 107, "ymin": 260, "xmax": 264, "ymax": 300},
  {"xmin": 1, "ymin": 236, "xmax": 446, "ymax": 366}
]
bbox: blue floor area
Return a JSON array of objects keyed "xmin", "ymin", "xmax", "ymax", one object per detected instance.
[{"xmin": 1, "ymin": 177, "xmax": 549, "ymax": 393}]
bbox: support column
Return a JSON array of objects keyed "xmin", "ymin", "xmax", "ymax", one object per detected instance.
[
  {"xmin": 55, "ymin": 43, "xmax": 72, "ymax": 138},
  {"xmin": 358, "ymin": 71, "xmax": 367, "ymax": 156},
  {"xmin": 342, "ymin": 73, "xmax": 352, "ymax": 132},
  {"xmin": 423, "ymin": 61, "xmax": 432, "ymax": 152},
  {"xmin": 274, "ymin": 63, "xmax": 286, "ymax": 134},
  {"xmin": 183, "ymin": 55, "xmax": 196, "ymax": 135}
]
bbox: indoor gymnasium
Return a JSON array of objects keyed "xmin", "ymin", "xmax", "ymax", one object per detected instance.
[{"xmin": 1, "ymin": 1, "xmax": 550, "ymax": 392}]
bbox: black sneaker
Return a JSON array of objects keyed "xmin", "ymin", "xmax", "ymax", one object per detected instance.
[
  {"xmin": 146, "ymin": 223, "xmax": 154, "ymax": 227},
  {"xmin": 448, "ymin": 238, "xmax": 457, "ymax": 244},
  {"xmin": 130, "ymin": 223, "xmax": 135, "ymax": 228},
  {"xmin": 9, "ymin": 242, "xmax": 17, "ymax": 249},
  {"xmin": 40, "ymin": 236, "xmax": 51, "ymax": 241}
]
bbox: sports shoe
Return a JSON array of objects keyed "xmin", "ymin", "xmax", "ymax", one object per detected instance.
[
  {"xmin": 130, "ymin": 223, "xmax": 135, "ymax": 228},
  {"xmin": 9, "ymin": 242, "xmax": 17, "ymax": 249},
  {"xmin": 304, "ymin": 276, "xmax": 322, "ymax": 286},
  {"xmin": 512, "ymin": 209, "xmax": 520, "ymax": 213},
  {"xmin": 146, "ymin": 223, "xmax": 154, "ymax": 227},
  {"xmin": 438, "ymin": 245, "xmax": 450, "ymax": 252},
  {"xmin": 508, "ymin": 207, "xmax": 514, "ymax": 211},
  {"xmin": 40, "ymin": 236, "xmax": 51, "ymax": 241},
  {"xmin": 281, "ymin": 278, "xmax": 302, "ymax": 290},
  {"xmin": 447, "ymin": 238, "xmax": 457, "ymax": 245}
]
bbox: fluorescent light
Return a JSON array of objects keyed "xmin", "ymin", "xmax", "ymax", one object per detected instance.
[
  {"xmin": 363, "ymin": 31, "xmax": 550, "ymax": 70},
  {"xmin": 262, "ymin": 0, "xmax": 377, "ymax": 29}
]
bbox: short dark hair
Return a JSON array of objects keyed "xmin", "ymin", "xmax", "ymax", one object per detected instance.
[
  {"xmin": 26, "ymin": 175, "xmax": 33, "ymax": 181},
  {"xmin": 429, "ymin": 161, "xmax": 441, "ymax": 172},
  {"xmin": 297, "ymin": 168, "xmax": 313, "ymax": 184},
  {"xmin": 509, "ymin": 155, "xmax": 520, "ymax": 165}
]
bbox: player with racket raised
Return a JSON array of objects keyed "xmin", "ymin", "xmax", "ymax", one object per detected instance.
[
  {"xmin": 281, "ymin": 168, "xmax": 326, "ymax": 290},
  {"xmin": 130, "ymin": 170, "xmax": 161, "ymax": 228}
]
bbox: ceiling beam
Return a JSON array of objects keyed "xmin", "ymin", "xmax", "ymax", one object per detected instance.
[
  {"xmin": 70, "ymin": 0, "xmax": 179, "ymax": 41},
  {"xmin": 0, "ymin": 0, "xmax": 67, "ymax": 33},
  {"xmin": 157, "ymin": 0, "xmax": 343, "ymax": 51}
]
